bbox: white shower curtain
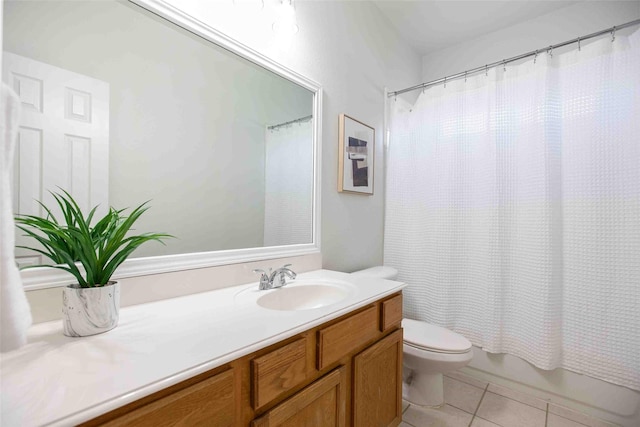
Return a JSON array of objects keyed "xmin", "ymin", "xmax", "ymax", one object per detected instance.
[
  {"xmin": 264, "ymin": 119, "xmax": 313, "ymax": 246},
  {"xmin": 385, "ymin": 29, "xmax": 640, "ymax": 390}
]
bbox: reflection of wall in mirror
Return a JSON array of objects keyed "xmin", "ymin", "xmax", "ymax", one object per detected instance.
[{"xmin": 2, "ymin": 0, "xmax": 314, "ymax": 258}]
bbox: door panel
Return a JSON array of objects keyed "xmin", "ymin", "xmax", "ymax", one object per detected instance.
[{"xmin": 3, "ymin": 52, "xmax": 109, "ymax": 267}]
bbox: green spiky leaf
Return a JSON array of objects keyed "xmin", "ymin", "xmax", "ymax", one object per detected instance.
[{"xmin": 15, "ymin": 190, "xmax": 173, "ymax": 288}]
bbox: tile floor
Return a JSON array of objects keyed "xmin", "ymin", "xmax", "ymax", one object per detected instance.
[{"xmin": 399, "ymin": 371, "xmax": 618, "ymax": 427}]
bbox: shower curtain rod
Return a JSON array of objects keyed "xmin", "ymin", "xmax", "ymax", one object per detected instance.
[
  {"xmin": 388, "ymin": 18, "xmax": 640, "ymax": 98},
  {"xmin": 268, "ymin": 114, "xmax": 313, "ymax": 130}
]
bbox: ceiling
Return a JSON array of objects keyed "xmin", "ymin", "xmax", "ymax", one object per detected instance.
[{"xmin": 372, "ymin": 1, "xmax": 580, "ymax": 56}]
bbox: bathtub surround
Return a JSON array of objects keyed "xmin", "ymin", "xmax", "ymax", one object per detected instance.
[{"xmin": 0, "ymin": 83, "xmax": 32, "ymax": 352}]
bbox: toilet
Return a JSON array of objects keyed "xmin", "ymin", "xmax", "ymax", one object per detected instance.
[{"xmin": 351, "ymin": 266, "xmax": 473, "ymax": 407}]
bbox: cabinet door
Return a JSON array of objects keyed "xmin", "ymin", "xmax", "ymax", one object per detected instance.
[
  {"xmin": 252, "ymin": 367, "xmax": 346, "ymax": 427},
  {"xmin": 353, "ymin": 329, "xmax": 403, "ymax": 427},
  {"xmin": 101, "ymin": 369, "xmax": 235, "ymax": 427}
]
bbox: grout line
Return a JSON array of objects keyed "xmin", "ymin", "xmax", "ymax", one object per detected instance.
[
  {"xmin": 549, "ymin": 411, "xmax": 594, "ymax": 427},
  {"xmin": 474, "ymin": 383, "xmax": 490, "ymax": 416},
  {"xmin": 448, "ymin": 376, "xmax": 487, "ymax": 392},
  {"xmin": 545, "ymin": 403, "xmax": 549, "ymax": 427},
  {"xmin": 487, "ymin": 382, "xmax": 550, "ymax": 413},
  {"xmin": 457, "ymin": 378, "xmax": 607, "ymax": 427},
  {"xmin": 447, "ymin": 373, "xmax": 488, "ymax": 390},
  {"xmin": 468, "ymin": 384, "xmax": 490, "ymax": 427},
  {"xmin": 550, "ymin": 405, "xmax": 616, "ymax": 427},
  {"xmin": 449, "ymin": 402, "xmax": 477, "ymax": 415}
]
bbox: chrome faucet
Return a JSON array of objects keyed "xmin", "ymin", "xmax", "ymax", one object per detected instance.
[{"xmin": 253, "ymin": 264, "xmax": 297, "ymax": 290}]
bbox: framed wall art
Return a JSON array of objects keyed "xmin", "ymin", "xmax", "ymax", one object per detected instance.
[{"xmin": 338, "ymin": 114, "xmax": 374, "ymax": 195}]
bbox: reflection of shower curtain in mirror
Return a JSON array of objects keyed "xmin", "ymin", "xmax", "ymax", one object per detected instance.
[
  {"xmin": 385, "ymin": 29, "xmax": 640, "ymax": 390},
  {"xmin": 264, "ymin": 120, "xmax": 313, "ymax": 246}
]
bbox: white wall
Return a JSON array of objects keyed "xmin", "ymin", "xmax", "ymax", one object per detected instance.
[
  {"xmin": 419, "ymin": 3, "xmax": 640, "ymax": 426},
  {"xmin": 165, "ymin": 0, "xmax": 423, "ymax": 272},
  {"xmin": 421, "ymin": 1, "xmax": 640, "ymax": 82}
]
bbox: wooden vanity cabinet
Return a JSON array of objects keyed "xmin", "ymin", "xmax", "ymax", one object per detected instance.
[
  {"xmin": 353, "ymin": 329, "xmax": 403, "ymax": 427},
  {"xmin": 251, "ymin": 366, "xmax": 347, "ymax": 427},
  {"xmin": 85, "ymin": 292, "xmax": 402, "ymax": 427},
  {"xmin": 82, "ymin": 367, "xmax": 237, "ymax": 427},
  {"xmin": 251, "ymin": 337, "xmax": 308, "ymax": 410},
  {"xmin": 317, "ymin": 306, "xmax": 379, "ymax": 370}
]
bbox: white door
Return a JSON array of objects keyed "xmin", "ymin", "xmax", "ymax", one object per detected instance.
[{"xmin": 2, "ymin": 51, "xmax": 110, "ymax": 267}]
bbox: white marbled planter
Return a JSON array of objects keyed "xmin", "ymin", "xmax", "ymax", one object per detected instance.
[{"xmin": 62, "ymin": 281, "xmax": 120, "ymax": 337}]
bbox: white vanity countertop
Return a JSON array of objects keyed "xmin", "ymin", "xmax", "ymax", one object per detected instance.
[{"xmin": 0, "ymin": 269, "xmax": 405, "ymax": 427}]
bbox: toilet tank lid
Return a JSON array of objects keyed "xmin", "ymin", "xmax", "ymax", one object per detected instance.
[
  {"xmin": 351, "ymin": 266, "xmax": 398, "ymax": 280},
  {"xmin": 402, "ymin": 319, "xmax": 472, "ymax": 353}
]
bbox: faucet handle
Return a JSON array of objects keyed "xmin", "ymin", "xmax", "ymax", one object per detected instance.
[
  {"xmin": 252, "ymin": 268, "xmax": 269, "ymax": 279},
  {"xmin": 272, "ymin": 264, "xmax": 296, "ymax": 288},
  {"xmin": 253, "ymin": 268, "xmax": 272, "ymax": 290}
]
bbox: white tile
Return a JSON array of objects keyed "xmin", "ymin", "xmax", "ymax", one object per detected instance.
[
  {"xmin": 476, "ymin": 392, "xmax": 546, "ymax": 427},
  {"xmin": 471, "ymin": 417, "xmax": 502, "ymax": 427},
  {"xmin": 446, "ymin": 370, "xmax": 489, "ymax": 390},
  {"xmin": 487, "ymin": 383, "xmax": 547, "ymax": 410},
  {"xmin": 403, "ymin": 400, "xmax": 410, "ymax": 413},
  {"xmin": 444, "ymin": 376, "xmax": 485, "ymax": 414},
  {"xmin": 403, "ymin": 404, "xmax": 474, "ymax": 427},
  {"xmin": 547, "ymin": 413, "xmax": 589, "ymax": 427},
  {"xmin": 549, "ymin": 404, "xmax": 617, "ymax": 427},
  {"xmin": 399, "ymin": 422, "xmax": 415, "ymax": 427}
]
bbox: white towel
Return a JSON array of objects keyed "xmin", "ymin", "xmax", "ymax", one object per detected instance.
[{"xmin": 0, "ymin": 83, "xmax": 32, "ymax": 352}]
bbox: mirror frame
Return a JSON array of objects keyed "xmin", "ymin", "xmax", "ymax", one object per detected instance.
[{"xmin": 19, "ymin": 0, "xmax": 322, "ymax": 290}]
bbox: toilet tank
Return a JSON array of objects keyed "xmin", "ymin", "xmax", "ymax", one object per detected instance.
[{"xmin": 351, "ymin": 266, "xmax": 398, "ymax": 280}]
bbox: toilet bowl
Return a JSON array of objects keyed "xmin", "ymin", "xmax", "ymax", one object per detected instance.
[
  {"xmin": 351, "ymin": 266, "xmax": 473, "ymax": 407},
  {"xmin": 402, "ymin": 319, "xmax": 473, "ymax": 406}
]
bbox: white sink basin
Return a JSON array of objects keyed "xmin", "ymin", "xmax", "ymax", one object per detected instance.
[
  {"xmin": 235, "ymin": 278, "xmax": 355, "ymax": 311},
  {"xmin": 257, "ymin": 284, "xmax": 350, "ymax": 311}
]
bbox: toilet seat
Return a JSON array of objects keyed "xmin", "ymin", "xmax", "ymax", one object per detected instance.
[{"xmin": 402, "ymin": 319, "xmax": 472, "ymax": 354}]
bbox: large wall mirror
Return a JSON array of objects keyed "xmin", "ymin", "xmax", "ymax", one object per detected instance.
[{"xmin": 2, "ymin": 0, "xmax": 322, "ymax": 288}]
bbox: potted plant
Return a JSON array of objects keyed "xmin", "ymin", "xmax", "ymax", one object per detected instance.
[{"xmin": 15, "ymin": 190, "xmax": 172, "ymax": 337}]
